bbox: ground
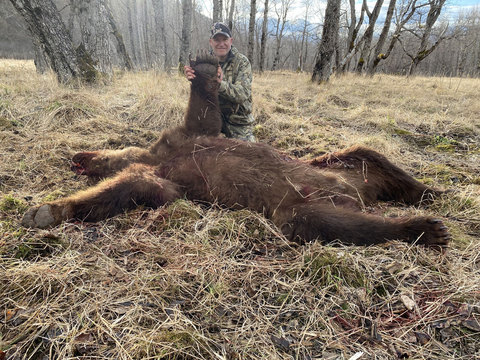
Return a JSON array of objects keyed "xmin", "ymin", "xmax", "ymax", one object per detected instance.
[{"xmin": 0, "ymin": 60, "xmax": 479, "ymax": 359}]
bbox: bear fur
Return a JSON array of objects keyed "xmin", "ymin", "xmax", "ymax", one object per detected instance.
[{"xmin": 22, "ymin": 52, "xmax": 450, "ymax": 247}]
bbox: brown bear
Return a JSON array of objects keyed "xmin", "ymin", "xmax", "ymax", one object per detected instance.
[{"xmin": 22, "ymin": 53, "xmax": 450, "ymax": 247}]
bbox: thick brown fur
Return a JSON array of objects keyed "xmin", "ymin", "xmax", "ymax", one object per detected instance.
[{"xmin": 22, "ymin": 52, "xmax": 450, "ymax": 247}]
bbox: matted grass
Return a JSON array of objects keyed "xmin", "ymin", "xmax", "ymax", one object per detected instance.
[{"xmin": 1, "ymin": 60, "xmax": 479, "ymax": 359}]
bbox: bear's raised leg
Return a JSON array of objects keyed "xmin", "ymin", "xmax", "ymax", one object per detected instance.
[
  {"xmin": 184, "ymin": 51, "xmax": 222, "ymax": 137},
  {"xmin": 71, "ymin": 52, "xmax": 222, "ymax": 180},
  {"xmin": 309, "ymin": 146, "xmax": 443, "ymax": 205},
  {"xmin": 275, "ymin": 203, "xmax": 450, "ymax": 247},
  {"xmin": 22, "ymin": 164, "xmax": 181, "ymax": 229}
]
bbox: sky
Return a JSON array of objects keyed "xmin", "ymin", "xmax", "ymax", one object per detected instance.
[
  {"xmin": 325, "ymin": 1, "xmax": 480, "ymax": 22},
  {"xmin": 449, "ymin": 0, "xmax": 480, "ymax": 7},
  {"xmin": 445, "ymin": 0, "xmax": 480, "ymax": 16},
  {"xmin": 286, "ymin": 0, "xmax": 480, "ymax": 28},
  {"xmin": 196, "ymin": 0, "xmax": 480, "ymax": 27}
]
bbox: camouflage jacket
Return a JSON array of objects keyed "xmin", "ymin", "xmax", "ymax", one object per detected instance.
[{"xmin": 218, "ymin": 47, "xmax": 255, "ymax": 139}]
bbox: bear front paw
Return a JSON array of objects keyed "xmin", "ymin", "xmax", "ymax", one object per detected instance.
[{"xmin": 22, "ymin": 204, "xmax": 65, "ymax": 229}]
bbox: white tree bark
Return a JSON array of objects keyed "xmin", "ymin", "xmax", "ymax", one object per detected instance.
[
  {"xmin": 259, "ymin": 0, "xmax": 269, "ymax": 72},
  {"xmin": 179, "ymin": 0, "xmax": 192, "ymax": 70},
  {"xmin": 77, "ymin": 0, "xmax": 113, "ymax": 76},
  {"xmin": 9, "ymin": 0, "xmax": 96, "ymax": 83},
  {"xmin": 311, "ymin": 0, "xmax": 340, "ymax": 83},
  {"xmin": 247, "ymin": 0, "xmax": 256, "ymax": 64}
]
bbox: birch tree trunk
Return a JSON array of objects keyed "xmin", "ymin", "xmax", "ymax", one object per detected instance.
[
  {"xmin": 337, "ymin": 0, "xmax": 365, "ymax": 73},
  {"xmin": 259, "ymin": 0, "xmax": 269, "ymax": 72},
  {"xmin": 366, "ymin": 0, "xmax": 396, "ymax": 75},
  {"xmin": 126, "ymin": 0, "xmax": 139, "ymax": 66},
  {"xmin": 366, "ymin": 0, "xmax": 420, "ymax": 75},
  {"xmin": 77, "ymin": 0, "xmax": 113, "ymax": 77},
  {"xmin": 133, "ymin": 0, "xmax": 146, "ymax": 68},
  {"xmin": 227, "ymin": 0, "xmax": 235, "ymax": 29},
  {"xmin": 355, "ymin": 0, "xmax": 384, "ymax": 73},
  {"xmin": 152, "ymin": 0, "xmax": 168, "ymax": 70},
  {"xmin": 68, "ymin": 0, "xmax": 77, "ymax": 37},
  {"xmin": 179, "ymin": 0, "xmax": 193, "ymax": 71},
  {"xmin": 142, "ymin": 0, "xmax": 152, "ymax": 68},
  {"xmin": 311, "ymin": 0, "xmax": 340, "ymax": 83},
  {"xmin": 407, "ymin": 0, "xmax": 447, "ymax": 75},
  {"xmin": 271, "ymin": 0, "xmax": 291, "ymax": 71},
  {"xmin": 297, "ymin": 0, "xmax": 310, "ymax": 72},
  {"xmin": 32, "ymin": 36, "xmax": 50, "ymax": 73},
  {"xmin": 105, "ymin": 0, "xmax": 133, "ymax": 70},
  {"xmin": 247, "ymin": 0, "xmax": 256, "ymax": 64},
  {"xmin": 213, "ymin": 0, "xmax": 222, "ymax": 22},
  {"xmin": 346, "ymin": 0, "xmax": 356, "ymax": 53},
  {"xmin": 9, "ymin": 0, "xmax": 97, "ymax": 83}
]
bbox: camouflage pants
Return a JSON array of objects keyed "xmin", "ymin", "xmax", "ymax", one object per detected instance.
[{"xmin": 221, "ymin": 114, "xmax": 256, "ymax": 142}]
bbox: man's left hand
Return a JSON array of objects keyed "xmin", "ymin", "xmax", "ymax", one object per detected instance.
[
  {"xmin": 184, "ymin": 66, "xmax": 195, "ymax": 81},
  {"xmin": 217, "ymin": 67, "xmax": 223, "ymax": 83}
]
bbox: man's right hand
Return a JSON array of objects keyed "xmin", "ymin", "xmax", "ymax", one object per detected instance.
[{"xmin": 184, "ymin": 66, "xmax": 196, "ymax": 81}]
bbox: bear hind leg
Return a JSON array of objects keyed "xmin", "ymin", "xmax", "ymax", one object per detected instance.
[
  {"xmin": 309, "ymin": 146, "xmax": 444, "ymax": 205},
  {"xmin": 275, "ymin": 203, "xmax": 450, "ymax": 247}
]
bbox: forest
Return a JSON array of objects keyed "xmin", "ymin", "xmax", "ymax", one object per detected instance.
[{"xmin": 1, "ymin": 0, "xmax": 479, "ymax": 80}]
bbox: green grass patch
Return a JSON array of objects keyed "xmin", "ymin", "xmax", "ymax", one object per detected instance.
[
  {"xmin": 14, "ymin": 235, "xmax": 65, "ymax": 260},
  {"xmin": 0, "ymin": 194, "xmax": 28, "ymax": 213}
]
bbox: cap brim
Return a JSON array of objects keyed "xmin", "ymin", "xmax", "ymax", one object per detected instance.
[{"xmin": 211, "ymin": 32, "xmax": 231, "ymax": 39}]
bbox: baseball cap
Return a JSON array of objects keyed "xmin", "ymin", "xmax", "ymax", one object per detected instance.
[{"xmin": 210, "ymin": 22, "xmax": 232, "ymax": 39}]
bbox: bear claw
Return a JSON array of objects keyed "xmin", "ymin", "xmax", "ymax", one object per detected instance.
[{"xmin": 416, "ymin": 217, "xmax": 450, "ymax": 247}]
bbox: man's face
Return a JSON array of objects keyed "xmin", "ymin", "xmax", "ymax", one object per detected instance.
[{"xmin": 209, "ymin": 34, "xmax": 233, "ymax": 59}]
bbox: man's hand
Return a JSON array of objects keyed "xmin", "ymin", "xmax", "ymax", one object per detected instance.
[
  {"xmin": 217, "ymin": 66, "xmax": 223, "ymax": 83},
  {"xmin": 184, "ymin": 65, "xmax": 195, "ymax": 81}
]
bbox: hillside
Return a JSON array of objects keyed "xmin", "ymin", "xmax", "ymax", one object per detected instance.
[{"xmin": 1, "ymin": 60, "xmax": 479, "ymax": 359}]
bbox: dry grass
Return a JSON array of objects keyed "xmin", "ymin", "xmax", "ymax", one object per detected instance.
[{"xmin": 1, "ymin": 60, "xmax": 479, "ymax": 359}]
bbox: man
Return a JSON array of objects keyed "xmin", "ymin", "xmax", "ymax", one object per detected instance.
[{"xmin": 184, "ymin": 22, "xmax": 255, "ymax": 141}]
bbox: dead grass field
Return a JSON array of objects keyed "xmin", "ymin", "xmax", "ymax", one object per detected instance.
[{"xmin": 1, "ymin": 59, "xmax": 479, "ymax": 359}]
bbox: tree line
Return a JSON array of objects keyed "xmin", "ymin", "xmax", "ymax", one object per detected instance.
[{"xmin": 4, "ymin": 0, "xmax": 480, "ymax": 84}]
